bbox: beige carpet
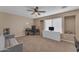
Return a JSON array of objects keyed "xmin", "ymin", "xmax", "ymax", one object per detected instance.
[{"xmin": 16, "ymin": 35, "xmax": 76, "ymax": 52}]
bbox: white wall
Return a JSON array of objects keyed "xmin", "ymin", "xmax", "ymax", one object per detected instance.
[{"xmin": 0, "ymin": 12, "xmax": 34, "ymax": 37}]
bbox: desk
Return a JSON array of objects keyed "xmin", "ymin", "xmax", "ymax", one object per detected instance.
[
  {"xmin": 42, "ymin": 31, "xmax": 61, "ymax": 41},
  {"xmin": 25, "ymin": 28, "xmax": 40, "ymax": 35}
]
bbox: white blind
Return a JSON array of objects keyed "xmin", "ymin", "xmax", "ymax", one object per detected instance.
[
  {"xmin": 44, "ymin": 17, "xmax": 62, "ymax": 33},
  {"xmin": 44, "ymin": 20, "xmax": 53, "ymax": 31},
  {"xmin": 53, "ymin": 18, "xmax": 62, "ymax": 33}
]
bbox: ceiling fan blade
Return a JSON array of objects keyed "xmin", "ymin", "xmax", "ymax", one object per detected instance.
[
  {"xmin": 31, "ymin": 11, "xmax": 35, "ymax": 15},
  {"xmin": 31, "ymin": 12, "xmax": 40, "ymax": 15},
  {"xmin": 27, "ymin": 10, "xmax": 33, "ymax": 11},
  {"xmin": 62, "ymin": 6, "xmax": 67, "ymax": 8},
  {"xmin": 37, "ymin": 12, "xmax": 40, "ymax": 15},
  {"xmin": 38, "ymin": 11, "xmax": 46, "ymax": 13}
]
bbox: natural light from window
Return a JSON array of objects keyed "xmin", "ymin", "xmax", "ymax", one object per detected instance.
[{"xmin": 44, "ymin": 17, "xmax": 62, "ymax": 33}]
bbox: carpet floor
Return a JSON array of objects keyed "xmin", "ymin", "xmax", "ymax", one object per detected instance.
[{"xmin": 16, "ymin": 35, "xmax": 76, "ymax": 52}]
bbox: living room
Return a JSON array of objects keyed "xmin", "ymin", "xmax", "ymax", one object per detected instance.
[{"xmin": 0, "ymin": 6, "xmax": 79, "ymax": 52}]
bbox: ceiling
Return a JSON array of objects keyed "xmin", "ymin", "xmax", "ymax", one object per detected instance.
[{"xmin": 0, "ymin": 6, "xmax": 79, "ymax": 19}]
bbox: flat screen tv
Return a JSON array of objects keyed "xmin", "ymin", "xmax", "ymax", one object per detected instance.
[{"xmin": 49, "ymin": 27, "xmax": 54, "ymax": 31}]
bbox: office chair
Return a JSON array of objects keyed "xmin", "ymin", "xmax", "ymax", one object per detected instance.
[{"xmin": 31, "ymin": 25, "xmax": 36, "ymax": 35}]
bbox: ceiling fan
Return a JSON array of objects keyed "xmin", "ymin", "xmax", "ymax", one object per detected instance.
[
  {"xmin": 27, "ymin": 6, "xmax": 46, "ymax": 15},
  {"xmin": 62, "ymin": 6, "xmax": 67, "ymax": 8}
]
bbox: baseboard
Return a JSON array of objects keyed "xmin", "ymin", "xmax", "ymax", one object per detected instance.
[
  {"xmin": 62, "ymin": 39, "xmax": 74, "ymax": 44},
  {"xmin": 15, "ymin": 35, "xmax": 25, "ymax": 38}
]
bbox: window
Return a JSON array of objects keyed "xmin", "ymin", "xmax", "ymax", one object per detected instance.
[
  {"xmin": 53, "ymin": 18, "xmax": 62, "ymax": 33},
  {"xmin": 44, "ymin": 20, "xmax": 53, "ymax": 31},
  {"xmin": 44, "ymin": 17, "xmax": 62, "ymax": 33}
]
